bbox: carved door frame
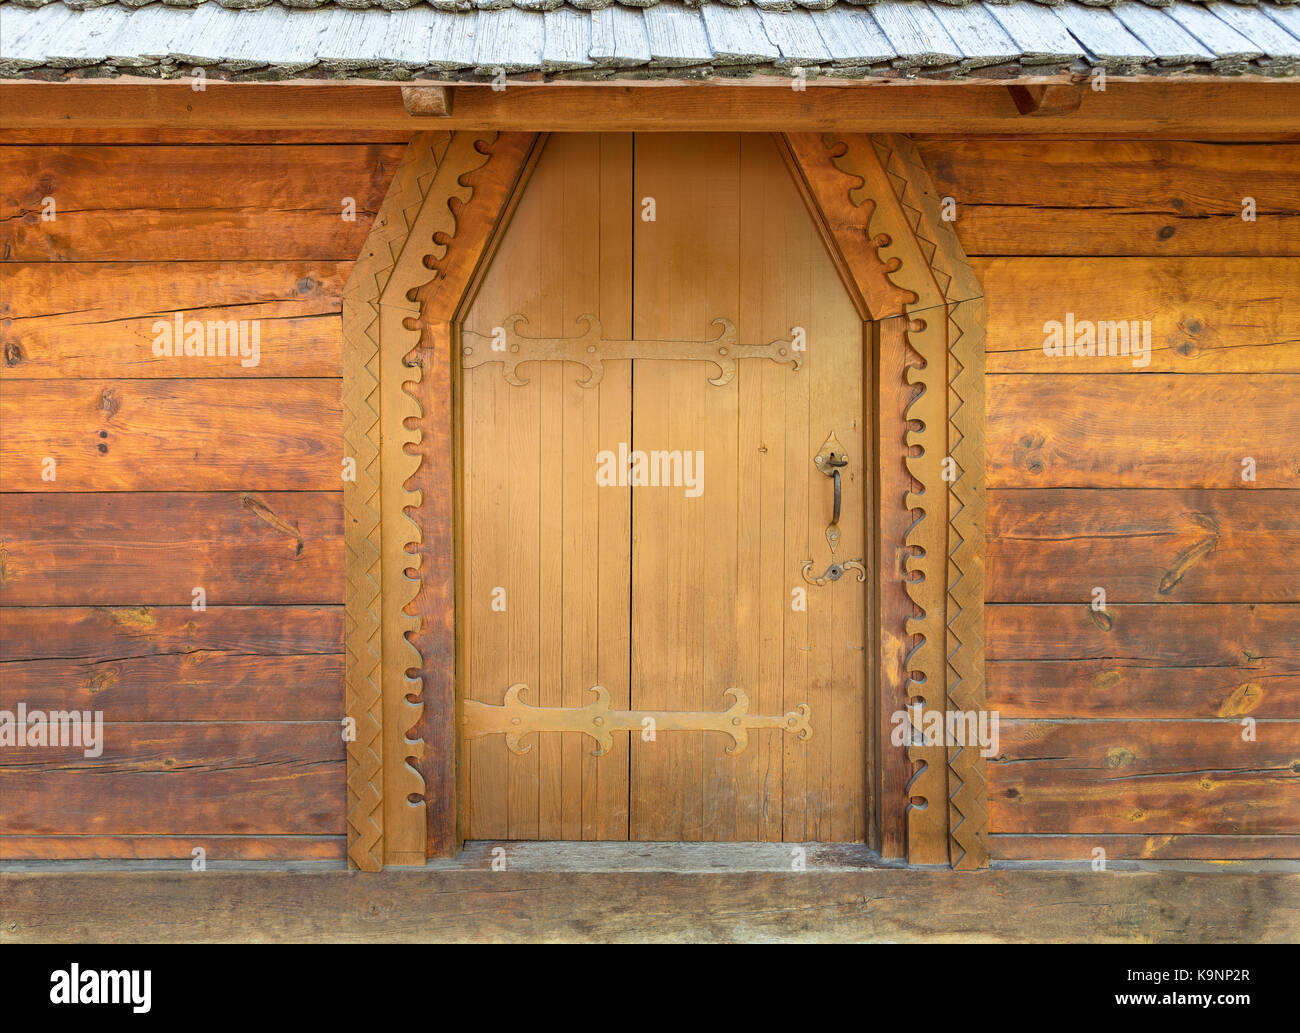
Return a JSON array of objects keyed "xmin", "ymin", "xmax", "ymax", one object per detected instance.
[{"xmin": 342, "ymin": 131, "xmax": 987, "ymax": 871}]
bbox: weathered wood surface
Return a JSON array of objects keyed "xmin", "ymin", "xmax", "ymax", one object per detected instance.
[
  {"xmin": 0, "ymin": 606, "xmax": 342, "ymax": 721},
  {"xmin": 0, "ymin": 131, "xmax": 410, "ymax": 145},
  {"xmin": 978, "ymin": 257, "xmax": 1300, "ymax": 373},
  {"xmin": 0, "ymin": 723, "xmax": 344, "ymax": 836},
  {"xmin": 0, "ymin": 493, "xmax": 343, "ymax": 605},
  {"xmin": 0, "ymin": 379, "xmax": 342, "ymax": 491},
  {"xmin": 0, "ymin": 837, "xmax": 345, "ymax": 861},
  {"xmin": 987, "ymin": 489, "xmax": 1300, "ymax": 603},
  {"xmin": 1, "ymin": 262, "xmax": 347, "ymax": 379},
  {"xmin": 5, "ymin": 82, "xmax": 1300, "ymax": 137},
  {"xmin": 987, "ymin": 604, "xmax": 1300, "ymax": 719},
  {"xmin": 990, "ymin": 721, "xmax": 1300, "ymax": 835},
  {"xmin": 987, "ymin": 375, "xmax": 1300, "ymax": 489},
  {"xmin": 993, "ymin": 834, "xmax": 1300, "ymax": 861},
  {"xmin": 0, "ymin": 145, "xmax": 403, "ymax": 261},
  {"xmin": 918, "ymin": 140, "xmax": 1300, "ymax": 256},
  {"xmin": 1, "ymin": 866, "xmax": 1296, "ymax": 943}
]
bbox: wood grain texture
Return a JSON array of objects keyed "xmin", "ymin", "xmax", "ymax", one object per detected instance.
[
  {"xmin": 0, "ymin": 723, "xmax": 344, "ymax": 836},
  {"xmin": 978, "ymin": 257, "xmax": 1300, "ymax": 374},
  {"xmin": 987, "ymin": 603, "xmax": 1300, "ymax": 719},
  {"xmin": 0, "ymin": 379, "xmax": 343, "ymax": 491},
  {"xmin": 0, "ymin": 262, "xmax": 348, "ymax": 379},
  {"xmin": 987, "ymin": 489, "xmax": 1300, "ymax": 603},
  {"xmin": 0, "ymin": 493, "xmax": 342, "ymax": 605},
  {"xmin": 0, "ymin": 605, "xmax": 343, "ymax": 722},
  {"xmin": 917, "ymin": 140, "xmax": 1300, "ymax": 257},
  {"xmin": 0, "ymin": 144, "xmax": 403, "ymax": 261},
  {"xmin": 3, "ymin": 866, "xmax": 1296, "ymax": 944},
  {"xmin": 987, "ymin": 375, "xmax": 1300, "ymax": 489},
  {"xmin": 990, "ymin": 721, "xmax": 1300, "ymax": 835}
]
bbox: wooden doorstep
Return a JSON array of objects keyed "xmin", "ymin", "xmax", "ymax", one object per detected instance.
[{"xmin": 1, "ymin": 848, "xmax": 1297, "ymax": 943}]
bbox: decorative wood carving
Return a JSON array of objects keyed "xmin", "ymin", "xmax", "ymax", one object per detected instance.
[
  {"xmin": 343, "ymin": 131, "xmax": 540, "ymax": 868},
  {"xmin": 464, "ymin": 684, "xmax": 812, "ymax": 758},
  {"xmin": 782, "ymin": 133, "xmax": 987, "ymax": 869},
  {"xmin": 461, "ymin": 315, "xmax": 802, "ymax": 387}
]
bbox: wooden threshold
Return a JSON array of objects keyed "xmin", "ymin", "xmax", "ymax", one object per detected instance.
[
  {"xmin": 2, "ymin": 850, "xmax": 1296, "ymax": 942},
  {"xmin": 3, "ymin": 82, "xmax": 1300, "ymax": 136}
]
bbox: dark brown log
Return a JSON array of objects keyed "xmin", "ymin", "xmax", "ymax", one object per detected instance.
[
  {"xmin": 0, "ymin": 836, "xmax": 345, "ymax": 861},
  {"xmin": 992, "ymin": 833, "xmax": 1300, "ymax": 860}
]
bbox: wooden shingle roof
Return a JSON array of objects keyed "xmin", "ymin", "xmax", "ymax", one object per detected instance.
[{"xmin": 3, "ymin": 0, "xmax": 1299, "ymax": 79}]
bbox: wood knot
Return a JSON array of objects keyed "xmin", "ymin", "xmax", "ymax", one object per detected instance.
[{"xmin": 3, "ymin": 341, "xmax": 22, "ymax": 367}]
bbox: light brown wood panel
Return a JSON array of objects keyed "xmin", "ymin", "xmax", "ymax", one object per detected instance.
[
  {"xmin": 0, "ymin": 493, "xmax": 342, "ymax": 605},
  {"xmin": 632, "ymin": 133, "xmax": 867, "ymax": 841},
  {"xmin": 0, "ymin": 605, "xmax": 342, "ymax": 722},
  {"xmin": 988, "ymin": 489, "xmax": 1300, "ymax": 603},
  {"xmin": 0, "ymin": 144, "xmax": 402, "ymax": 261},
  {"xmin": 987, "ymin": 603, "xmax": 1300, "ymax": 719},
  {"xmin": 0, "ymin": 262, "xmax": 347, "ymax": 378},
  {"xmin": 0, "ymin": 722, "xmax": 344, "ymax": 836},
  {"xmin": 461, "ymin": 133, "xmax": 633, "ymax": 841},
  {"xmin": 0, "ymin": 378, "xmax": 342, "ymax": 491},
  {"xmin": 978, "ymin": 258, "xmax": 1300, "ymax": 373},
  {"xmin": 917, "ymin": 140, "xmax": 1300, "ymax": 256},
  {"xmin": 987, "ymin": 375, "xmax": 1300, "ymax": 489},
  {"xmin": 990, "ymin": 721, "xmax": 1300, "ymax": 835}
]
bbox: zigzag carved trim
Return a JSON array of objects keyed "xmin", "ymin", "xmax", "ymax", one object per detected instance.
[
  {"xmin": 872, "ymin": 135, "xmax": 988, "ymax": 870},
  {"xmin": 341, "ymin": 132, "xmax": 450, "ymax": 872}
]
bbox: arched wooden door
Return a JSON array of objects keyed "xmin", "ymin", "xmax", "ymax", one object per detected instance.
[{"xmin": 459, "ymin": 133, "xmax": 870, "ymax": 842}]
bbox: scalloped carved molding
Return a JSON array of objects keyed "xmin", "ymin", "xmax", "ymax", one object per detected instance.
[
  {"xmin": 783, "ymin": 133, "xmax": 987, "ymax": 868},
  {"xmin": 343, "ymin": 131, "xmax": 540, "ymax": 868}
]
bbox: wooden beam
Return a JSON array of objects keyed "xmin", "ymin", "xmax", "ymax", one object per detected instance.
[
  {"xmin": 1008, "ymin": 83, "xmax": 1083, "ymax": 116},
  {"xmin": 401, "ymin": 85, "xmax": 453, "ymax": 117},
  {"xmin": 2, "ymin": 854, "xmax": 1296, "ymax": 942},
  {"xmin": 3, "ymin": 82, "xmax": 1300, "ymax": 136}
]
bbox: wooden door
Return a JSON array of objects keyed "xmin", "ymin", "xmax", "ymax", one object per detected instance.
[{"xmin": 461, "ymin": 133, "xmax": 869, "ymax": 842}]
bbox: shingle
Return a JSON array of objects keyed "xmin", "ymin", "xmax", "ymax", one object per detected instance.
[
  {"xmin": 101, "ymin": 4, "xmax": 201, "ymax": 62},
  {"xmin": 1205, "ymin": 2, "xmax": 1300, "ymax": 58},
  {"xmin": 869, "ymin": 1, "xmax": 960, "ymax": 67},
  {"xmin": 316, "ymin": 9, "xmax": 395, "ymax": 63},
  {"xmin": 37, "ymin": 4, "xmax": 128, "ymax": 61},
  {"xmin": 987, "ymin": 2, "xmax": 1086, "ymax": 61},
  {"xmin": 701, "ymin": 5, "xmax": 780, "ymax": 63},
  {"xmin": 542, "ymin": 6, "xmax": 594, "ymax": 69},
  {"xmin": 1164, "ymin": 2, "xmax": 1264, "ymax": 60},
  {"xmin": 812, "ymin": 6, "xmax": 896, "ymax": 64},
  {"xmin": 424, "ymin": 10, "xmax": 478, "ymax": 69},
  {"xmin": 589, "ymin": 6, "xmax": 650, "ymax": 65},
  {"xmin": 643, "ymin": 4, "xmax": 713, "ymax": 66},
  {"xmin": 1053, "ymin": 4, "xmax": 1154, "ymax": 63},
  {"xmin": 926, "ymin": 2, "xmax": 1019, "ymax": 68},
  {"xmin": 759, "ymin": 7, "xmax": 832, "ymax": 64},
  {"xmin": 379, "ymin": 7, "xmax": 439, "ymax": 64},
  {"xmin": 2, "ymin": 5, "xmax": 78, "ymax": 62},
  {"xmin": 473, "ymin": 7, "xmax": 544, "ymax": 72},
  {"xmin": 1110, "ymin": 2, "xmax": 1215, "ymax": 62}
]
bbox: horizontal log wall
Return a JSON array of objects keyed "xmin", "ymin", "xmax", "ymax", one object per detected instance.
[
  {"xmin": 916, "ymin": 137, "xmax": 1300, "ymax": 860},
  {"xmin": 0, "ymin": 136, "xmax": 405, "ymax": 861}
]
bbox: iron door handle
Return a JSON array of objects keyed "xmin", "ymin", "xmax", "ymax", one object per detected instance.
[{"xmin": 803, "ymin": 430, "xmax": 867, "ymax": 586}]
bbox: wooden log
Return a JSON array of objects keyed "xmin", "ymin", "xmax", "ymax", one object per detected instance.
[
  {"xmin": 987, "ymin": 489, "xmax": 1300, "ymax": 603},
  {"xmin": 978, "ymin": 257, "xmax": 1300, "ymax": 373},
  {"xmin": 0, "ymin": 493, "xmax": 342, "ymax": 605},
  {"xmin": 1, "ymin": 865, "xmax": 1295, "ymax": 943},
  {"xmin": 0, "ymin": 144, "xmax": 403, "ymax": 261},
  {"xmin": 917, "ymin": 139, "xmax": 1300, "ymax": 256},
  {"xmin": 987, "ymin": 375, "xmax": 1300, "ymax": 489},
  {"xmin": 1, "ymin": 262, "xmax": 347, "ymax": 379},
  {"xmin": 992, "ymin": 834, "xmax": 1300, "ymax": 860},
  {"xmin": 0, "ymin": 379, "xmax": 342, "ymax": 491},
  {"xmin": 990, "ymin": 721, "xmax": 1300, "ymax": 835},
  {"xmin": 0, "ymin": 722, "xmax": 344, "ymax": 836},
  {"xmin": 0, "ymin": 836, "xmax": 345, "ymax": 861},
  {"xmin": 4, "ymin": 82, "xmax": 1300, "ymax": 137},
  {"xmin": 987, "ymin": 603, "xmax": 1300, "ymax": 718}
]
